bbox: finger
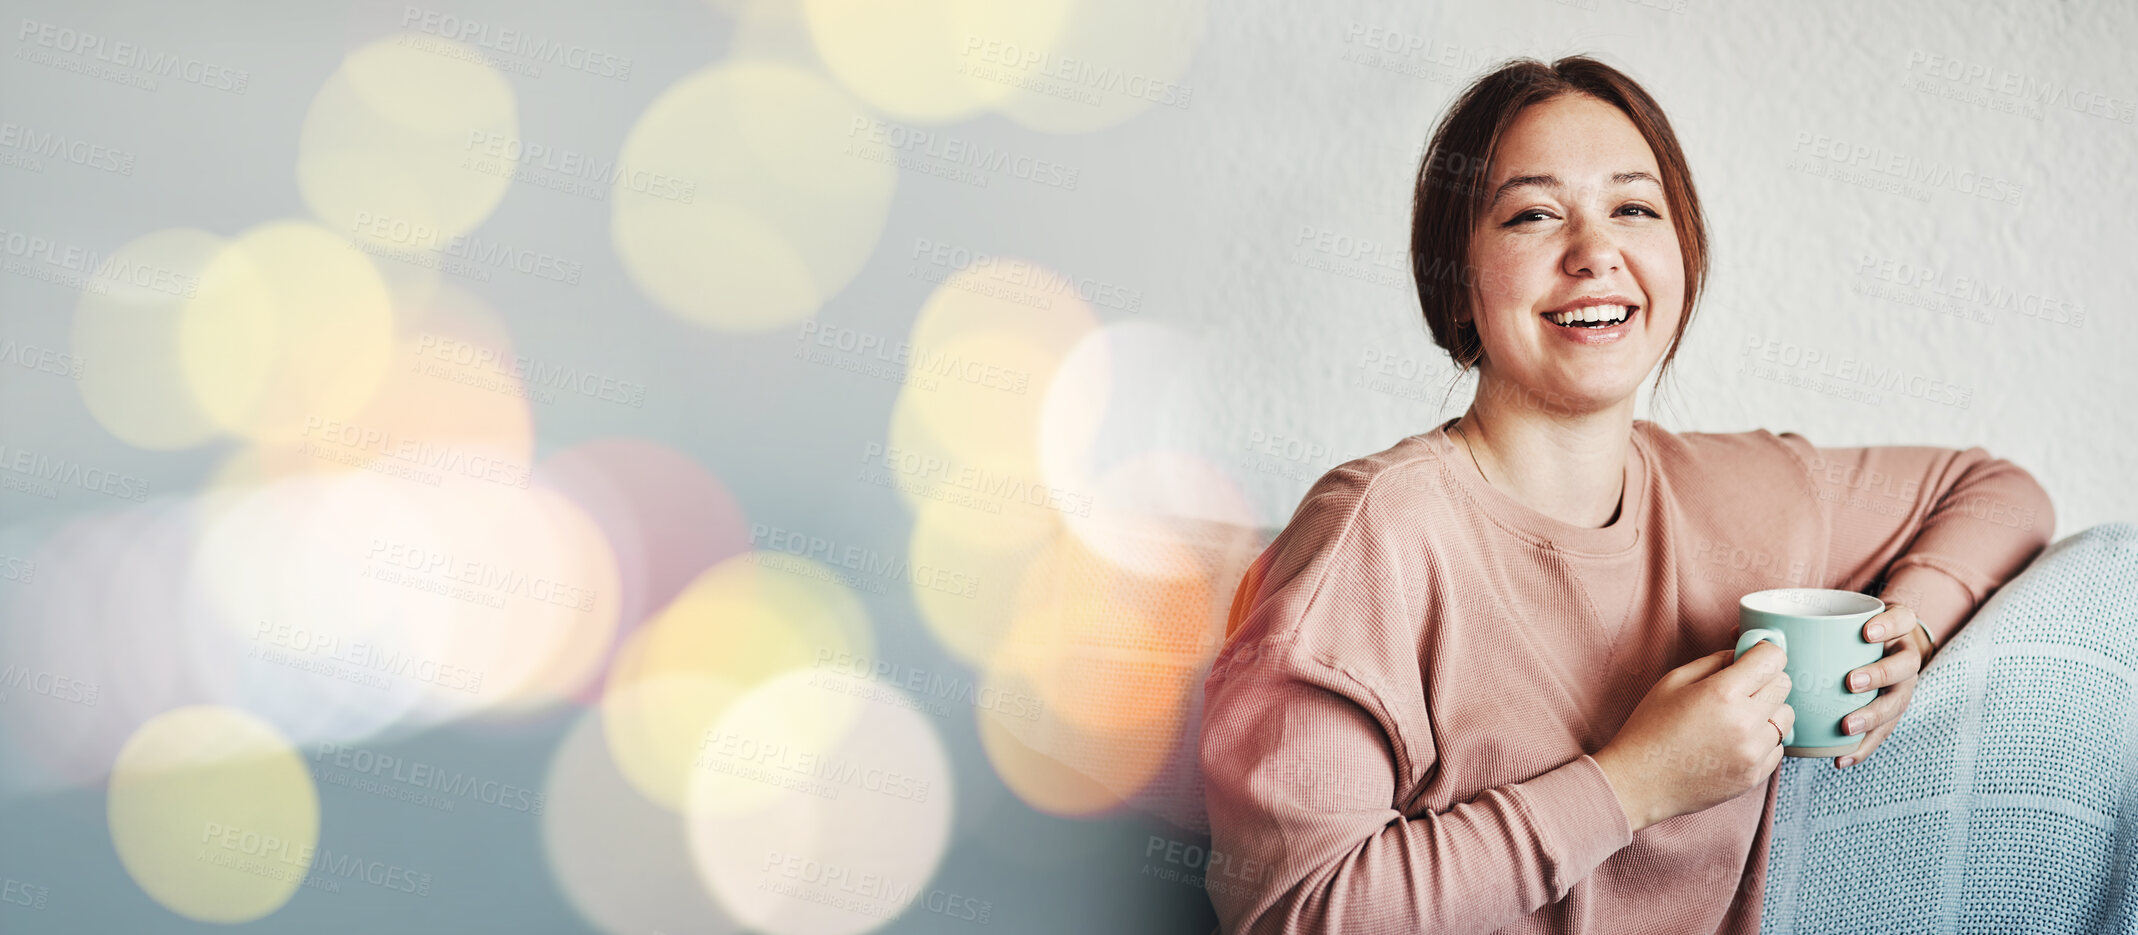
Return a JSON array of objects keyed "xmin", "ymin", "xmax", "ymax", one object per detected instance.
[
  {"xmin": 1671, "ymin": 648, "xmax": 1738, "ymax": 686},
  {"xmin": 1847, "ymin": 657, "xmax": 1880, "ymax": 693},
  {"xmin": 1863, "ymin": 603, "xmax": 1918, "ymax": 643},
  {"xmin": 1845, "ymin": 679, "xmax": 1917, "ymax": 738},
  {"xmin": 1770, "ymin": 701, "xmax": 1796, "ymax": 737},
  {"xmin": 1848, "ymin": 642, "xmax": 1923, "ymax": 693},
  {"xmin": 1750, "ymin": 668, "xmax": 1793, "ymax": 706},
  {"xmin": 1841, "ymin": 693, "xmax": 1888, "ymax": 738},
  {"xmin": 1887, "ymin": 635, "xmax": 1924, "ymax": 668},
  {"xmin": 1708, "ymin": 641, "xmax": 1787, "ymax": 695},
  {"xmin": 1839, "ymin": 716, "xmax": 1898, "ymax": 768}
]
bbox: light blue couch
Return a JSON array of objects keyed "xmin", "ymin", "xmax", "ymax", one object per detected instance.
[{"xmin": 1762, "ymin": 521, "xmax": 2138, "ymax": 934}]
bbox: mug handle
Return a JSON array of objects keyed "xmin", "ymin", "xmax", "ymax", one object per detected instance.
[{"xmin": 1734, "ymin": 629, "xmax": 1793, "ymax": 745}]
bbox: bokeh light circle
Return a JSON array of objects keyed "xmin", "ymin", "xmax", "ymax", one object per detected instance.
[
  {"xmin": 600, "ymin": 554, "xmax": 874, "ymax": 810},
  {"xmin": 107, "ymin": 706, "xmax": 320, "ymax": 924},
  {"xmin": 177, "ymin": 221, "xmax": 397, "ymax": 445},
  {"xmin": 612, "ymin": 61, "xmax": 894, "ymax": 332},
  {"xmin": 73, "ymin": 228, "xmax": 231, "ymax": 450},
  {"xmin": 298, "ymin": 36, "xmax": 517, "ymax": 241},
  {"xmin": 687, "ymin": 668, "xmax": 954, "ymax": 935},
  {"xmin": 543, "ymin": 707, "xmax": 744, "ymax": 935},
  {"xmin": 800, "ymin": 0, "xmax": 1073, "ymax": 123}
]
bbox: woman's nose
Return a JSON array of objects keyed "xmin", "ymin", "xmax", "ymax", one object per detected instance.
[{"xmin": 1562, "ymin": 217, "xmax": 1625, "ymax": 278}]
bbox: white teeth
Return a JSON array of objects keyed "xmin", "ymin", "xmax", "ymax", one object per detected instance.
[{"xmin": 1548, "ymin": 305, "xmax": 1631, "ymax": 325}]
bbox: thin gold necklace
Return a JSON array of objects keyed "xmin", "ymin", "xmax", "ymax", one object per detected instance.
[
  {"xmin": 1450, "ymin": 418, "xmax": 1489, "ymax": 486},
  {"xmin": 1454, "ymin": 418, "xmax": 1630, "ymax": 526}
]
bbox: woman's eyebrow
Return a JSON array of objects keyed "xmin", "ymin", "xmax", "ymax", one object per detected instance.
[
  {"xmin": 1489, "ymin": 174, "xmax": 1558, "ymax": 207},
  {"xmin": 1488, "ymin": 170, "xmax": 1661, "ymax": 208}
]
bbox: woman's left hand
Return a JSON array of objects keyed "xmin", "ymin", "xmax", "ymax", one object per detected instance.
[{"xmin": 1836, "ymin": 603, "xmax": 1931, "ymax": 769}]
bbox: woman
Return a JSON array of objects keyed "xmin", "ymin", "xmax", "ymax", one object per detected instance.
[{"xmin": 1197, "ymin": 56, "xmax": 2054, "ymax": 934}]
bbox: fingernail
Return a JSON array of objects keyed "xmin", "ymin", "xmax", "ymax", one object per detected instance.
[
  {"xmin": 1845, "ymin": 715, "xmax": 1860, "ymax": 734},
  {"xmin": 1866, "ymin": 625, "xmax": 1884, "ymax": 640},
  {"xmin": 1838, "ymin": 756, "xmax": 1855, "ymax": 767},
  {"xmin": 1850, "ymin": 672, "xmax": 1868, "ymax": 691}
]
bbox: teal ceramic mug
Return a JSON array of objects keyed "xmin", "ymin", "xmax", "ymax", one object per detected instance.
[{"xmin": 1733, "ymin": 588, "xmax": 1886, "ymax": 757}]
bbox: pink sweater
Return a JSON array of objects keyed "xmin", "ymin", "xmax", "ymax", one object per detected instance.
[{"xmin": 1198, "ymin": 418, "xmax": 2054, "ymax": 934}]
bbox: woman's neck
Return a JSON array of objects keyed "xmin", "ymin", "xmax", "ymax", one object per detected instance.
[{"xmin": 1451, "ymin": 382, "xmax": 1637, "ymax": 529}]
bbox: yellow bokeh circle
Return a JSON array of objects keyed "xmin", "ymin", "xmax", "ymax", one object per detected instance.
[{"xmin": 107, "ymin": 706, "xmax": 321, "ymax": 923}]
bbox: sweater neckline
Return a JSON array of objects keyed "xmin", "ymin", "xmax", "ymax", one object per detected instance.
[{"xmin": 1426, "ymin": 416, "xmax": 1648, "ymax": 557}]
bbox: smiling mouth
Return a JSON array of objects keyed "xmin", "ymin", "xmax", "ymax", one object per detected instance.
[{"xmin": 1544, "ymin": 304, "xmax": 1637, "ymax": 328}]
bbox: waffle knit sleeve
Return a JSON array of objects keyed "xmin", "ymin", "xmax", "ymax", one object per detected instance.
[
  {"xmin": 1198, "ymin": 468, "xmax": 1634, "ymax": 934},
  {"xmin": 1770, "ymin": 433, "xmax": 2056, "ymax": 647}
]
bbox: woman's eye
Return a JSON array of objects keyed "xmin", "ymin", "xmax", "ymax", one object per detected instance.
[
  {"xmin": 1618, "ymin": 204, "xmax": 1661, "ymax": 218},
  {"xmin": 1506, "ymin": 210, "xmax": 1553, "ymax": 225}
]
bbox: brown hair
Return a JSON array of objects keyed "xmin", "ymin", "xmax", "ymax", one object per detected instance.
[{"xmin": 1410, "ymin": 55, "xmax": 1708, "ymax": 390}]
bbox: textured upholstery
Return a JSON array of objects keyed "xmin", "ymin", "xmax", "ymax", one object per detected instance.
[{"xmin": 1762, "ymin": 522, "xmax": 2138, "ymax": 934}]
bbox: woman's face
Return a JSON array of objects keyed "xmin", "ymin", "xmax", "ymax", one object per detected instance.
[{"xmin": 1464, "ymin": 93, "xmax": 1685, "ymax": 414}]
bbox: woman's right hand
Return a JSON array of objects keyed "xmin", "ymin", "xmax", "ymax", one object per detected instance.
[{"xmin": 1592, "ymin": 643, "xmax": 1795, "ymax": 833}]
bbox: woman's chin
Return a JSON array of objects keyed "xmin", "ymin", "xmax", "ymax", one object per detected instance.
[{"xmin": 1478, "ymin": 371, "xmax": 1643, "ymax": 419}]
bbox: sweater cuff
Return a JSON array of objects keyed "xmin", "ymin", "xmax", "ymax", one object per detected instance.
[
  {"xmin": 1877, "ymin": 564, "xmax": 1976, "ymax": 648},
  {"xmin": 1509, "ymin": 754, "xmax": 1636, "ymax": 899}
]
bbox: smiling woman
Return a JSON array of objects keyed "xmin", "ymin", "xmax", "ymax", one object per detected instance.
[
  {"xmin": 1416, "ymin": 59, "xmax": 1704, "ymax": 531},
  {"xmin": 1197, "ymin": 55, "xmax": 2056, "ymax": 935}
]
